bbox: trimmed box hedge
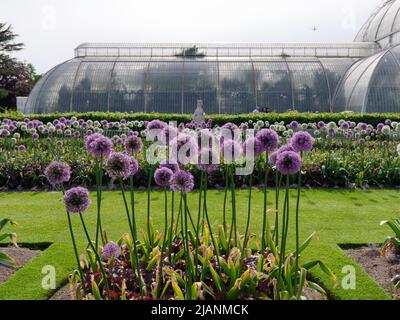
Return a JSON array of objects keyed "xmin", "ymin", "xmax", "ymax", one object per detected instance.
[{"xmin": 1, "ymin": 111, "xmax": 400, "ymax": 126}]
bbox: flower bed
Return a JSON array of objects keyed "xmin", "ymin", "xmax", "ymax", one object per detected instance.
[
  {"xmin": 1, "ymin": 117, "xmax": 400, "ymax": 190},
  {"xmin": 40, "ymin": 123, "xmax": 341, "ymax": 300}
]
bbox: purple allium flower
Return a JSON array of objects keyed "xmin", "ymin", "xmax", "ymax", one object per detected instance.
[
  {"xmin": 106, "ymin": 152, "xmax": 132, "ymax": 179},
  {"xmin": 44, "ymin": 161, "xmax": 71, "ymax": 186},
  {"xmin": 340, "ymin": 121, "xmax": 350, "ymax": 129},
  {"xmin": 255, "ymin": 129, "xmax": 280, "ymax": 153},
  {"xmin": 220, "ymin": 122, "xmax": 240, "ymax": 143},
  {"xmin": 377, "ymin": 123, "xmax": 384, "ymax": 132},
  {"xmin": 317, "ymin": 121, "xmax": 325, "ymax": 129},
  {"xmin": 359, "ymin": 123, "xmax": 368, "ymax": 131},
  {"xmin": 125, "ymin": 135, "xmax": 143, "ymax": 154},
  {"xmin": 278, "ymin": 144, "xmax": 296, "ymax": 154},
  {"xmin": 160, "ymin": 160, "xmax": 180, "ymax": 173},
  {"xmin": 1, "ymin": 129, "xmax": 10, "ymax": 137},
  {"xmin": 328, "ymin": 128, "xmax": 336, "ymax": 138},
  {"xmin": 222, "ymin": 139, "xmax": 242, "ymax": 163},
  {"xmin": 154, "ymin": 167, "xmax": 174, "ymax": 187},
  {"xmin": 359, "ymin": 138, "xmax": 366, "ymax": 145},
  {"xmin": 197, "ymin": 148, "xmax": 219, "ymax": 173},
  {"xmin": 170, "ymin": 170, "xmax": 195, "ymax": 193},
  {"xmin": 129, "ymin": 157, "xmax": 139, "ymax": 176},
  {"xmin": 102, "ymin": 242, "xmax": 121, "ymax": 260},
  {"xmin": 87, "ymin": 135, "xmax": 113, "ymax": 159},
  {"xmin": 63, "ymin": 187, "xmax": 91, "ymax": 213},
  {"xmin": 289, "ymin": 121, "xmax": 299, "ymax": 130},
  {"xmin": 243, "ymin": 137, "xmax": 263, "ymax": 159},
  {"xmin": 291, "ymin": 131, "xmax": 314, "ymax": 153},
  {"xmin": 18, "ymin": 144, "xmax": 26, "ymax": 152},
  {"xmin": 170, "ymin": 134, "xmax": 198, "ymax": 164},
  {"xmin": 197, "ymin": 129, "xmax": 215, "ymax": 150},
  {"xmin": 268, "ymin": 152, "xmax": 278, "ymax": 166},
  {"xmin": 161, "ymin": 125, "xmax": 179, "ymax": 145},
  {"xmin": 32, "ymin": 133, "xmax": 39, "ymax": 141},
  {"xmin": 147, "ymin": 120, "xmax": 167, "ymax": 131},
  {"xmin": 385, "ymin": 119, "xmax": 392, "ymax": 125},
  {"xmin": 276, "ymin": 151, "xmax": 302, "ymax": 175}
]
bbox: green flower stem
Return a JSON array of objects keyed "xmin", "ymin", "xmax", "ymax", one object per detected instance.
[
  {"xmin": 147, "ymin": 167, "xmax": 154, "ymax": 246},
  {"xmin": 95, "ymin": 157, "xmax": 104, "ymax": 248},
  {"xmin": 261, "ymin": 155, "xmax": 270, "ymax": 252},
  {"xmin": 274, "ymin": 172, "xmax": 282, "ymax": 245},
  {"xmin": 129, "ymin": 176, "xmax": 137, "ymax": 240},
  {"xmin": 182, "ymin": 192, "xmax": 193, "ymax": 298},
  {"xmin": 277, "ymin": 175, "xmax": 290, "ymax": 295},
  {"xmin": 78, "ymin": 212, "xmax": 111, "ymax": 299},
  {"xmin": 228, "ymin": 167, "xmax": 238, "ymax": 247},
  {"xmin": 61, "ymin": 187, "xmax": 87, "ymax": 295},
  {"xmin": 203, "ymin": 174, "xmax": 222, "ymax": 277},
  {"xmin": 242, "ymin": 174, "xmax": 253, "ymax": 254},
  {"xmin": 294, "ymin": 153, "xmax": 303, "ymax": 291},
  {"xmin": 168, "ymin": 191, "xmax": 175, "ymax": 263},
  {"xmin": 222, "ymin": 167, "xmax": 229, "ymax": 233}
]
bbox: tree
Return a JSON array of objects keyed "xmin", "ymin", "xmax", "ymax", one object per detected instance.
[{"xmin": 0, "ymin": 22, "xmax": 40, "ymax": 110}]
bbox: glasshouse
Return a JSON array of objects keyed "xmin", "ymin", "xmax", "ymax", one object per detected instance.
[{"xmin": 20, "ymin": 0, "xmax": 400, "ymax": 115}]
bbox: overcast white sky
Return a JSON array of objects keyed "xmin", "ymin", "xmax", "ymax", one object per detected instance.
[{"xmin": 1, "ymin": 0, "xmax": 382, "ymax": 73}]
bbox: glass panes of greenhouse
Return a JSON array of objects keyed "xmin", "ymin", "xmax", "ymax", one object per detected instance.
[
  {"xmin": 347, "ymin": 54, "xmax": 384, "ymax": 113},
  {"xmin": 146, "ymin": 60, "xmax": 183, "ymax": 114},
  {"xmin": 109, "ymin": 60, "xmax": 148, "ymax": 113},
  {"xmin": 252, "ymin": 59, "xmax": 292, "ymax": 113},
  {"xmin": 377, "ymin": 0, "xmax": 400, "ymax": 39},
  {"xmin": 71, "ymin": 61, "xmax": 114, "ymax": 113},
  {"xmin": 218, "ymin": 60, "xmax": 256, "ymax": 114},
  {"xmin": 367, "ymin": 51, "xmax": 400, "ymax": 113},
  {"xmin": 182, "ymin": 60, "xmax": 219, "ymax": 114},
  {"xmin": 36, "ymin": 60, "xmax": 81, "ymax": 113},
  {"xmin": 287, "ymin": 60, "xmax": 330, "ymax": 112}
]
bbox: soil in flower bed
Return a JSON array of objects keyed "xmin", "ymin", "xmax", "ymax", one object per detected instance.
[
  {"xmin": 345, "ymin": 244, "xmax": 400, "ymax": 297},
  {"xmin": 0, "ymin": 247, "xmax": 39, "ymax": 285},
  {"xmin": 50, "ymin": 285, "xmax": 73, "ymax": 300}
]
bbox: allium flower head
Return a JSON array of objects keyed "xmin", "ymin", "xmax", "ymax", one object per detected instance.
[
  {"xmin": 197, "ymin": 148, "xmax": 219, "ymax": 173},
  {"xmin": 129, "ymin": 157, "xmax": 139, "ymax": 177},
  {"xmin": 171, "ymin": 170, "xmax": 195, "ymax": 193},
  {"xmin": 291, "ymin": 131, "xmax": 314, "ymax": 153},
  {"xmin": 102, "ymin": 242, "xmax": 121, "ymax": 261},
  {"xmin": 154, "ymin": 167, "xmax": 174, "ymax": 187},
  {"xmin": 160, "ymin": 160, "xmax": 180, "ymax": 173},
  {"xmin": 276, "ymin": 151, "xmax": 302, "ymax": 175},
  {"xmin": 268, "ymin": 151, "xmax": 278, "ymax": 166},
  {"xmin": 256, "ymin": 129, "xmax": 280, "ymax": 153},
  {"xmin": 243, "ymin": 137, "xmax": 263, "ymax": 159},
  {"xmin": 106, "ymin": 152, "xmax": 132, "ymax": 179},
  {"xmin": 63, "ymin": 187, "xmax": 91, "ymax": 213},
  {"xmin": 289, "ymin": 121, "xmax": 299, "ymax": 129},
  {"xmin": 18, "ymin": 144, "xmax": 26, "ymax": 152},
  {"xmin": 86, "ymin": 134, "xmax": 113, "ymax": 158},
  {"xmin": 170, "ymin": 133, "xmax": 199, "ymax": 164},
  {"xmin": 125, "ymin": 135, "xmax": 143, "ymax": 154},
  {"xmin": 44, "ymin": 161, "xmax": 71, "ymax": 186},
  {"xmin": 222, "ymin": 139, "xmax": 242, "ymax": 163}
]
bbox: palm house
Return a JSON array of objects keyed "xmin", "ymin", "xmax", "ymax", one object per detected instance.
[{"xmin": 22, "ymin": 0, "xmax": 400, "ymax": 115}]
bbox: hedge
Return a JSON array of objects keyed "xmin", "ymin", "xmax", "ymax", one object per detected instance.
[{"xmin": 1, "ymin": 110, "xmax": 399, "ymax": 126}]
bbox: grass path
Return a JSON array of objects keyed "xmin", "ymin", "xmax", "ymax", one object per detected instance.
[{"xmin": 0, "ymin": 189, "xmax": 398, "ymax": 300}]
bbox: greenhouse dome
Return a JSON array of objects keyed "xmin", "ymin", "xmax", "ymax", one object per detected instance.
[
  {"xmin": 355, "ymin": 0, "xmax": 400, "ymax": 49},
  {"xmin": 333, "ymin": 44, "xmax": 400, "ymax": 113},
  {"xmin": 22, "ymin": 0, "xmax": 400, "ymax": 114}
]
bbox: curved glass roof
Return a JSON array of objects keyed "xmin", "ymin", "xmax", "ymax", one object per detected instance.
[
  {"xmin": 355, "ymin": 0, "xmax": 400, "ymax": 48},
  {"xmin": 333, "ymin": 44, "xmax": 400, "ymax": 113},
  {"xmin": 24, "ymin": 55, "xmax": 357, "ymax": 115}
]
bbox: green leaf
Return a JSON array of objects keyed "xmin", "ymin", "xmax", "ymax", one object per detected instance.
[
  {"xmin": 0, "ymin": 251, "xmax": 16, "ymax": 268},
  {"xmin": 171, "ymin": 280, "xmax": 184, "ymax": 300},
  {"xmin": 381, "ymin": 220, "xmax": 400, "ymax": 238},
  {"xmin": 294, "ymin": 232, "xmax": 315, "ymax": 256},
  {"xmin": 209, "ymin": 263, "xmax": 224, "ymax": 292},
  {"xmin": 91, "ymin": 281, "xmax": 102, "ymax": 300}
]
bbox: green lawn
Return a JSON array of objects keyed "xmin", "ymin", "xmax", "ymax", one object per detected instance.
[{"xmin": 0, "ymin": 189, "xmax": 399, "ymax": 300}]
